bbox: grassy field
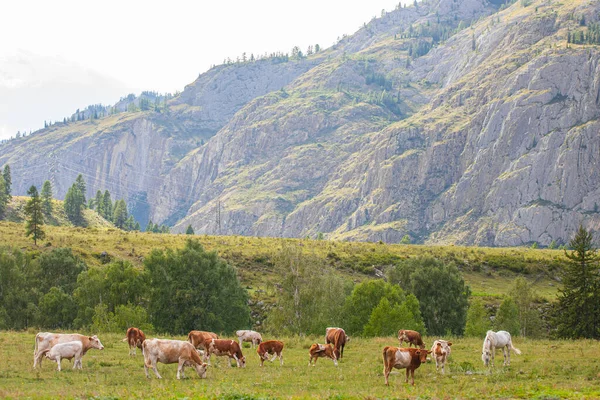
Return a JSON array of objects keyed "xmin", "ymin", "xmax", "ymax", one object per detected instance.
[{"xmin": 1, "ymin": 331, "xmax": 599, "ymax": 399}]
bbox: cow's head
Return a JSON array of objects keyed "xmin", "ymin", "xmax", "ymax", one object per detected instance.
[
  {"xmin": 415, "ymin": 349, "xmax": 431, "ymax": 363},
  {"xmin": 238, "ymin": 356, "xmax": 246, "ymax": 368},
  {"xmin": 89, "ymin": 335, "xmax": 104, "ymax": 350},
  {"xmin": 196, "ymin": 362, "xmax": 208, "ymax": 378},
  {"xmin": 482, "ymin": 339, "xmax": 492, "ymax": 366}
]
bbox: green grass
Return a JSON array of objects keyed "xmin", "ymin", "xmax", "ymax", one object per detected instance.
[{"xmin": 1, "ymin": 332, "xmax": 599, "ymax": 398}]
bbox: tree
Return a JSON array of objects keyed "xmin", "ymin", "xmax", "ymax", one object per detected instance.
[
  {"xmin": 102, "ymin": 190, "xmax": 113, "ymax": 221},
  {"xmin": 400, "ymin": 234, "xmax": 411, "ymax": 244},
  {"xmin": 186, "ymin": 225, "xmax": 195, "ymax": 235},
  {"xmin": 37, "ymin": 248, "xmax": 86, "ymax": 294},
  {"xmin": 94, "ymin": 190, "xmax": 104, "ymax": 216},
  {"xmin": 464, "ymin": 299, "xmax": 490, "ymax": 337},
  {"xmin": 146, "ymin": 220, "xmax": 154, "ymax": 233},
  {"xmin": 41, "ymin": 180, "xmax": 53, "ymax": 216},
  {"xmin": 37, "ymin": 287, "xmax": 77, "ymax": 329},
  {"xmin": 0, "ymin": 174, "xmax": 7, "ymax": 219},
  {"xmin": 145, "ymin": 239, "xmax": 250, "ymax": 334},
  {"xmin": 510, "ymin": 277, "xmax": 543, "ymax": 337},
  {"xmin": 64, "ymin": 184, "xmax": 84, "ymax": 225},
  {"xmin": 495, "ymin": 297, "xmax": 520, "ymax": 335},
  {"xmin": 75, "ymin": 174, "xmax": 87, "ymax": 207},
  {"xmin": 555, "ymin": 225, "xmax": 600, "ymax": 339},
  {"xmin": 112, "ymin": 199, "xmax": 128, "ymax": 229},
  {"xmin": 2, "ymin": 164, "xmax": 11, "ymax": 199},
  {"xmin": 363, "ymin": 297, "xmax": 423, "ymax": 337},
  {"xmin": 25, "ymin": 185, "xmax": 45, "ymax": 245}
]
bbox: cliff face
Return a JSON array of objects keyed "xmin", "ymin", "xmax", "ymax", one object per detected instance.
[{"xmin": 2, "ymin": 0, "xmax": 599, "ymax": 246}]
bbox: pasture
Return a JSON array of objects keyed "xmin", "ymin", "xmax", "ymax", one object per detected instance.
[{"xmin": 1, "ymin": 332, "xmax": 599, "ymax": 399}]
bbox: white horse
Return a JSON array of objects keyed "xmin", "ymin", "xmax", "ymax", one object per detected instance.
[{"xmin": 481, "ymin": 330, "xmax": 521, "ymax": 367}]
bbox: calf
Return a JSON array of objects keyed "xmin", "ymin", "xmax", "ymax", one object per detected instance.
[
  {"xmin": 33, "ymin": 333, "xmax": 104, "ymax": 368},
  {"xmin": 256, "ymin": 340, "xmax": 284, "ymax": 366},
  {"xmin": 187, "ymin": 330, "xmax": 219, "ymax": 351},
  {"xmin": 236, "ymin": 330, "xmax": 262, "ymax": 348},
  {"xmin": 398, "ymin": 329, "xmax": 425, "ymax": 349},
  {"xmin": 383, "ymin": 346, "xmax": 431, "ymax": 385},
  {"xmin": 43, "ymin": 341, "xmax": 84, "ymax": 371},
  {"xmin": 431, "ymin": 340, "xmax": 452, "ymax": 374},
  {"xmin": 142, "ymin": 338, "xmax": 208, "ymax": 379},
  {"xmin": 326, "ymin": 327, "xmax": 348, "ymax": 359},
  {"xmin": 308, "ymin": 343, "xmax": 338, "ymax": 366},
  {"xmin": 123, "ymin": 327, "xmax": 146, "ymax": 356},
  {"xmin": 204, "ymin": 339, "xmax": 246, "ymax": 368}
]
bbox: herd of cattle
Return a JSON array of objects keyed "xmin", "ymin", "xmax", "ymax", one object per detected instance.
[{"xmin": 31, "ymin": 327, "xmax": 521, "ymax": 385}]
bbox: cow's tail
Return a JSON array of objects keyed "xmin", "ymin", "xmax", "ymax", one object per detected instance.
[
  {"xmin": 187, "ymin": 332, "xmax": 193, "ymax": 344},
  {"xmin": 509, "ymin": 340, "xmax": 522, "ymax": 355},
  {"xmin": 34, "ymin": 333, "xmax": 42, "ymax": 355}
]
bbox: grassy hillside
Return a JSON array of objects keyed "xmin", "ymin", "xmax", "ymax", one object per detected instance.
[{"xmin": 1, "ymin": 332, "xmax": 598, "ymax": 399}]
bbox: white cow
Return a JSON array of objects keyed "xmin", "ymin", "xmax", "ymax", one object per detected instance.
[
  {"xmin": 142, "ymin": 338, "xmax": 208, "ymax": 379},
  {"xmin": 430, "ymin": 339, "xmax": 452, "ymax": 374},
  {"xmin": 236, "ymin": 330, "xmax": 262, "ymax": 348},
  {"xmin": 43, "ymin": 341, "xmax": 84, "ymax": 371},
  {"xmin": 33, "ymin": 333, "xmax": 104, "ymax": 368}
]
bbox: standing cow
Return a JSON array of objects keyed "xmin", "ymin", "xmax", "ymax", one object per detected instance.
[
  {"xmin": 431, "ymin": 340, "xmax": 452, "ymax": 374},
  {"xmin": 236, "ymin": 330, "xmax": 262, "ymax": 348},
  {"xmin": 204, "ymin": 339, "xmax": 246, "ymax": 368},
  {"xmin": 325, "ymin": 327, "xmax": 348, "ymax": 359},
  {"xmin": 398, "ymin": 329, "xmax": 425, "ymax": 349},
  {"xmin": 308, "ymin": 343, "xmax": 338, "ymax": 366},
  {"xmin": 42, "ymin": 341, "xmax": 85, "ymax": 371},
  {"xmin": 383, "ymin": 346, "xmax": 431, "ymax": 385},
  {"xmin": 142, "ymin": 338, "xmax": 208, "ymax": 379},
  {"xmin": 123, "ymin": 327, "xmax": 146, "ymax": 356},
  {"xmin": 33, "ymin": 333, "xmax": 104, "ymax": 368},
  {"xmin": 188, "ymin": 330, "xmax": 219, "ymax": 351},
  {"xmin": 256, "ymin": 340, "xmax": 284, "ymax": 366}
]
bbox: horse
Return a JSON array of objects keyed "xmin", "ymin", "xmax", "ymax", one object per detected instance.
[{"xmin": 481, "ymin": 330, "xmax": 521, "ymax": 367}]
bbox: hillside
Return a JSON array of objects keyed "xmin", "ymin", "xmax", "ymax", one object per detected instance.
[{"xmin": 1, "ymin": 0, "xmax": 599, "ymax": 246}]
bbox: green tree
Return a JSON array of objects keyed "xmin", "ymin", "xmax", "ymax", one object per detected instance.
[
  {"xmin": 400, "ymin": 235, "xmax": 411, "ymax": 244},
  {"xmin": 342, "ymin": 280, "xmax": 405, "ymax": 335},
  {"xmin": 37, "ymin": 287, "xmax": 77, "ymax": 329},
  {"xmin": 64, "ymin": 179, "xmax": 86, "ymax": 226},
  {"xmin": 125, "ymin": 215, "xmax": 136, "ymax": 231},
  {"xmin": 41, "ymin": 180, "xmax": 53, "ymax": 216},
  {"xmin": 510, "ymin": 277, "xmax": 543, "ymax": 337},
  {"xmin": 75, "ymin": 174, "xmax": 86, "ymax": 207},
  {"xmin": 0, "ymin": 174, "xmax": 7, "ymax": 219},
  {"xmin": 555, "ymin": 225, "xmax": 600, "ymax": 339},
  {"xmin": 0, "ymin": 248, "xmax": 39, "ymax": 329},
  {"xmin": 495, "ymin": 297, "xmax": 520, "ymax": 334},
  {"xmin": 112, "ymin": 199, "xmax": 128, "ymax": 228},
  {"xmin": 2, "ymin": 164, "xmax": 11, "ymax": 200},
  {"xmin": 102, "ymin": 190, "xmax": 113, "ymax": 221},
  {"xmin": 24, "ymin": 185, "xmax": 45, "ymax": 245},
  {"xmin": 145, "ymin": 239, "xmax": 250, "ymax": 334},
  {"xmin": 465, "ymin": 299, "xmax": 490, "ymax": 337},
  {"xmin": 267, "ymin": 244, "xmax": 347, "ymax": 335},
  {"xmin": 363, "ymin": 297, "xmax": 423, "ymax": 337},
  {"xmin": 146, "ymin": 220, "xmax": 154, "ymax": 233},
  {"xmin": 94, "ymin": 190, "xmax": 104, "ymax": 216},
  {"xmin": 186, "ymin": 225, "xmax": 195, "ymax": 235}
]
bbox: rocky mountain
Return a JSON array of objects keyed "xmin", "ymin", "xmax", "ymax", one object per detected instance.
[{"xmin": 2, "ymin": 0, "xmax": 599, "ymax": 246}]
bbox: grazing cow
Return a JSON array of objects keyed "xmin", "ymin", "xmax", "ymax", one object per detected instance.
[
  {"xmin": 398, "ymin": 329, "xmax": 425, "ymax": 349},
  {"xmin": 142, "ymin": 338, "xmax": 208, "ymax": 379},
  {"xmin": 383, "ymin": 346, "xmax": 431, "ymax": 385},
  {"xmin": 33, "ymin": 333, "xmax": 104, "ymax": 368},
  {"xmin": 325, "ymin": 327, "xmax": 348, "ymax": 359},
  {"xmin": 308, "ymin": 343, "xmax": 338, "ymax": 366},
  {"xmin": 236, "ymin": 330, "xmax": 262, "ymax": 348},
  {"xmin": 123, "ymin": 327, "xmax": 146, "ymax": 356},
  {"xmin": 256, "ymin": 340, "xmax": 284, "ymax": 366},
  {"xmin": 430, "ymin": 340, "xmax": 452, "ymax": 374},
  {"xmin": 42, "ymin": 341, "xmax": 84, "ymax": 371},
  {"xmin": 187, "ymin": 330, "xmax": 219, "ymax": 351},
  {"xmin": 481, "ymin": 330, "xmax": 521, "ymax": 367},
  {"xmin": 204, "ymin": 339, "xmax": 246, "ymax": 368}
]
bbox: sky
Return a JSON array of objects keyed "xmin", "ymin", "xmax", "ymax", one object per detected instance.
[{"xmin": 0, "ymin": 0, "xmax": 404, "ymax": 140}]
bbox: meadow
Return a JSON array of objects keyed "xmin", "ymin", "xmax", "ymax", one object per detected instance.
[{"xmin": 1, "ymin": 331, "xmax": 599, "ymax": 399}]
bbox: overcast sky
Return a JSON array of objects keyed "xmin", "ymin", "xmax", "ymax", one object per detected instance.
[{"xmin": 0, "ymin": 0, "xmax": 403, "ymax": 139}]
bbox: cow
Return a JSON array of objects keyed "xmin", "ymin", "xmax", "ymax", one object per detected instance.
[
  {"xmin": 142, "ymin": 338, "xmax": 208, "ymax": 379},
  {"xmin": 123, "ymin": 327, "xmax": 146, "ymax": 356},
  {"xmin": 256, "ymin": 340, "xmax": 284, "ymax": 366},
  {"xmin": 308, "ymin": 343, "xmax": 338, "ymax": 366},
  {"xmin": 398, "ymin": 329, "xmax": 425, "ymax": 349},
  {"xmin": 187, "ymin": 330, "xmax": 219, "ymax": 351},
  {"xmin": 42, "ymin": 341, "xmax": 84, "ymax": 371},
  {"xmin": 33, "ymin": 333, "xmax": 104, "ymax": 368},
  {"xmin": 236, "ymin": 330, "xmax": 262, "ymax": 348},
  {"xmin": 325, "ymin": 327, "xmax": 348, "ymax": 359},
  {"xmin": 383, "ymin": 346, "xmax": 431, "ymax": 385},
  {"xmin": 431, "ymin": 340, "xmax": 452, "ymax": 374},
  {"xmin": 203, "ymin": 339, "xmax": 246, "ymax": 368}
]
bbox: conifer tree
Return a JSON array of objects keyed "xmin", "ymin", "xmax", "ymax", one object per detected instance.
[
  {"xmin": 102, "ymin": 190, "xmax": 113, "ymax": 221},
  {"xmin": 75, "ymin": 174, "xmax": 86, "ymax": 207},
  {"xmin": 146, "ymin": 220, "xmax": 154, "ymax": 233},
  {"xmin": 24, "ymin": 185, "xmax": 45, "ymax": 245},
  {"xmin": 0, "ymin": 174, "xmax": 7, "ymax": 219},
  {"xmin": 41, "ymin": 180, "xmax": 53, "ymax": 216},
  {"xmin": 2, "ymin": 165, "xmax": 11, "ymax": 200},
  {"xmin": 186, "ymin": 225, "xmax": 195, "ymax": 235},
  {"xmin": 112, "ymin": 199, "xmax": 128, "ymax": 229},
  {"xmin": 94, "ymin": 190, "xmax": 104, "ymax": 216}
]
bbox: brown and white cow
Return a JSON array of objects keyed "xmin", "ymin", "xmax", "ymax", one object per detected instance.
[
  {"xmin": 43, "ymin": 341, "xmax": 85, "ymax": 371},
  {"xmin": 431, "ymin": 340, "xmax": 452, "ymax": 374},
  {"xmin": 203, "ymin": 339, "xmax": 246, "ymax": 368},
  {"xmin": 325, "ymin": 327, "xmax": 348, "ymax": 359},
  {"xmin": 308, "ymin": 343, "xmax": 338, "ymax": 366},
  {"xmin": 383, "ymin": 346, "xmax": 431, "ymax": 385},
  {"xmin": 142, "ymin": 338, "xmax": 208, "ymax": 379},
  {"xmin": 187, "ymin": 330, "xmax": 219, "ymax": 351},
  {"xmin": 398, "ymin": 329, "xmax": 425, "ymax": 349},
  {"xmin": 123, "ymin": 327, "xmax": 146, "ymax": 356},
  {"xmin": 236, "ymin": 330, "xmax": 262, "ymax": 348},
  {"xmin": 33, "ymin": 333, "xmax": 104, "ymax": 368},
  {"xmin": 256, "ymin": 340, "xmax": 284, "ymax": 366}
]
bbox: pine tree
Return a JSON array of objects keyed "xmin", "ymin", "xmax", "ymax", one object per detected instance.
[
  {"xmin": 112, "ymin": 199, "xmax": 128, "ymax": 229},
  {"xmin": 0, "ymin": 174, "xmax": 7, "ymax": 219},
  {"xmin": 41, "ymin": 180, "xmax": 53, "ymax": 216},
  {"xmin": 146, "ymin": 220, "xmax": 154, "ymax": 233},
  {"xmin": 186, "ymin": 225, "xmax": 195, "ymax": 235},
  {"xmin": 94, "ymin": 190, "xmax": 104, "ymax": 217},
  {"xmin": 134, "ymin": 221, "xmax": 141, "ymax": 231},
  {"xmin": 24, "ymin": 185, "xmax": 45, "ymax": 245},
  {"xmin": 555, "ymin": 225, "xmax": 600, "ymax": 339},
  {"xmin": 2, "ymin": 165, "xmax": 11, "ymax": 200},
  {"xmin": 75, "ymin": 174, "xmax": 86, "ymax": 207},
  {"xmin": 102, "ymin": 190, "xmax": 113, "ymax": 221}
]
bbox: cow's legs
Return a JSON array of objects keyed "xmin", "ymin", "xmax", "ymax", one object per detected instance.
[
  {"xmin": 56, "ymin": 356, "xmax": 62, "ymax": 372},
  {"xmin": 504, "ymin": 346, "xmax": 510, "ymax": 366},
  {"xmin": 278, "ymin": 353, "xmax": 284, "ymax": 366},
  {"xmin": 384, "ymin": 365, "xmax": 391, "ymax": 385},
  {"xmin": 151, "ymin": 360, "xmax": 162, "ymax": 379},
  {"xmin": 405, "ymin": 368, "xmax": 410, "ymax": 383},
  {"xmin": 34, "ymin": 351, "xmax": 44, "ymax": 369},
  {"xmin": 410, "ymin": 368, "xmax": 416, "ymax": 385},
  {"xmin": 177, "ymin": 358, "xmax": 185, "ymax": 379}
]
